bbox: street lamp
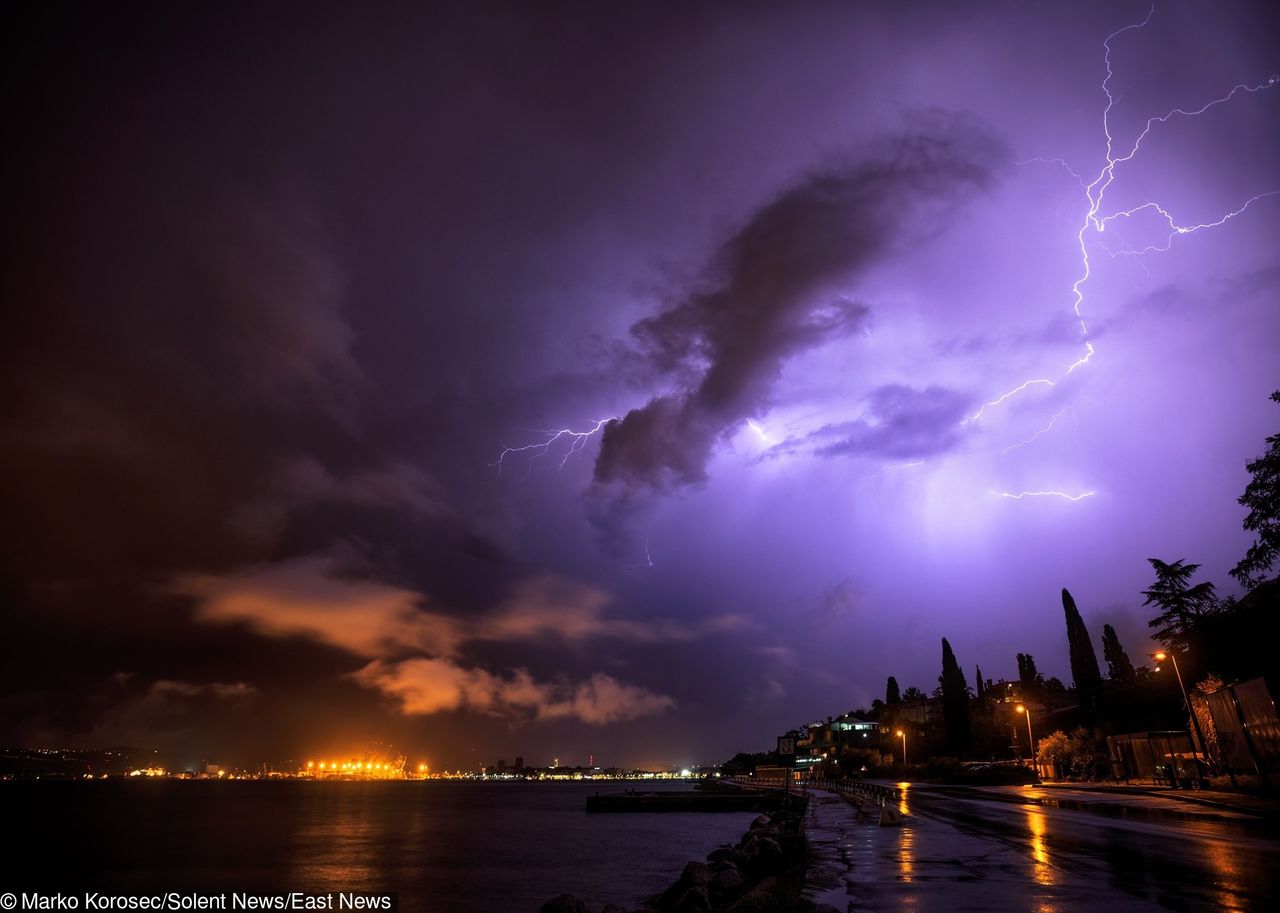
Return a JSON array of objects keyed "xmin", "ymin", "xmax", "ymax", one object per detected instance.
[
  {"xmin": 1015, "ymin": 704, "xmax": 1036, "ymax": 766},
  {"xmin": 1153, "ymin": 650, "xmax": 1208, "ymax": 775},
  {"xmin": 895, "ymin": 729, "xmax": 907, "ymax": 766}
]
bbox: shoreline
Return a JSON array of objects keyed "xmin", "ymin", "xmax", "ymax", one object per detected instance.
[{"xmin": 539, "ymin": 796, "xmax": 823, "ymax": 913}]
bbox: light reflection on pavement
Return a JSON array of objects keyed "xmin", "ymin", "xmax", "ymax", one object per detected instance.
[{"xmin": 803, "ymin": 783, "xmax": 1279, "ymax": 912}]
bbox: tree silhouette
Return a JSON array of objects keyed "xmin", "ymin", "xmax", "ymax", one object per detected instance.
[
  {"xmin": 1101, "ymin": 623, "xmax": 1135, "ymax": 682},
  {"xmin": 1062, "ymin": 588, "xmax": 1102, "ymax": 697},
  {"xmin": 1143, "ymin": 558, "xmax": 1216, "ymax": 652},
  {"xmin": 1016, "ymin": 653, "xmax": 1039, "ymax": 689},
  {"xmin": 1232, "ymin": 390, "xmax": 1280, "ymax": 588},
  {"xmin": 901, "ymin": 685, "xmax": 925, "ymax": 702},
  {"xmin": 885, "ymin": 675, "xmax": 901, "ymax": 705},
  {"xmin": 975, "ymin": 666, "xmax": 985, "ymax": 701},
  {"xmin": 939, "ymin": 637, "xmax": 971, "ymax": 755}
]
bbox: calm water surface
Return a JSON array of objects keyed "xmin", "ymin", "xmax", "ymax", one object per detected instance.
[{"xmin": 7, "ymin": 780, "xmax": 755, "ymax": 912}]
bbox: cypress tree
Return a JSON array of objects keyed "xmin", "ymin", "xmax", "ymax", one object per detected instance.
[
  {"xmin": 1101, "ymin": 623, "xmax": 1136, "ymax": 682},
  {"xmin": 886, "ymin": 675, "xmax": 901, "ymax": 705},
  {"xmin": 1062, "ymin": 588, "xmax": 1103, "ymax": 698},
  {"xmin": 939, "ymin": 638, "xmax": 971, "ymax": 756},
  {"xmin": 1017, "ymin": 653, "xmax": 1039, "ymax": 689},
  {"xmin": 975, "ymin": 666, "xmax": 985, "ymax": 701}
]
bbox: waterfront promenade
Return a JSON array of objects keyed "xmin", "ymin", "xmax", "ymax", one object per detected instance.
[{"xmin": 803, "ymin": 779, "xmax": 1280, "ymax": 912}]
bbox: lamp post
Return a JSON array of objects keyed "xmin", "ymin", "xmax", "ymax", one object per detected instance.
[
  {"xmin": 1153, "ymin": 650, "xmax": 1208, "ymax": 777},
  {"xmin": 1015, "ymin": 704, "xmax": 1036, "ymax": 768},
  {"xmin": 895, "ymin": 729, "xmax": 907, "ymax": 767}
]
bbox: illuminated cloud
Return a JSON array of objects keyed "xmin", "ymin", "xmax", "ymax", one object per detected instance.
[
  {"xmin": 587, "ymin": 114, "xmax": 1006, "ymax": 542},
  {"xmin": 353, "ymin": 660, "xmax": 675, "ymax": 725},
  {"xmin": 175, "ymin": 553, "xmax": 700, "ymax": 724},
  {"xmin": 173, "ymin": 553, "xmax": 465, "ymax": 659}
]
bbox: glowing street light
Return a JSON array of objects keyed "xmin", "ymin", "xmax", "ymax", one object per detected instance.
[
  {"xmin": 1015, "ymin": 704, "xmax": 1036, "ymax": 766},
  {"xmin": 1152, "ymin": 650, "xmax": 1208, "ymax": 775},
  {"xmin": 895, "ymin": 730, "xmax": 907, "ymax": 766}
]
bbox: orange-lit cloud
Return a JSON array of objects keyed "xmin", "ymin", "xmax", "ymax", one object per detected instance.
[
  {"xmin": 174, "ymin": 552, "xmax": 689, "ymax": 724},
  {"xmin": 174, "ymin": 553, "xmax": 463, "ymax": 659},
  {"xmin": 353, "ymin": 659, "xmax": 674, "ymax": 724}
]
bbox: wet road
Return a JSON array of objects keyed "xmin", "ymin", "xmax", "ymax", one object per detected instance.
[{"xmin": 804, "ymin": 783, "xmax": 1280, "ymax": 912}]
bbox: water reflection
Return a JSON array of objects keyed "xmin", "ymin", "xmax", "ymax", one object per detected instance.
[
  {"xmin": 1025, "ymin": 807, "xmax": 1055, "ymax": 887},
  {"xmin": 291, "ymin": 803, "xmax": 382, "ymax": 888},
  {"xmin": 1201, "ymin": 837, "xmax": 1246, "ymax": 913},
  {"xmin": 896, "ymin": 784, "xmax": 914, "ymax": 884}
]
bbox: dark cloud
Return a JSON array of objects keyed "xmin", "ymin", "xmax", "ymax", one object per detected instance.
[
  {"xmin": 591, "ymin": 114, "xmax": 1007, "ymax": 512},
  {"xmin": 805, "ymin": 383, "xmax": 974, "ymax": 460},
  {"xmin": 4, "ymin": 0, "xmax": 1277, "ymax": 769}
]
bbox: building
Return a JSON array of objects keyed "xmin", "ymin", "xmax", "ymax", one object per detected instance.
[{"xmin": 796, "ymin": 712, "xmax": 880, "ymax": 770}]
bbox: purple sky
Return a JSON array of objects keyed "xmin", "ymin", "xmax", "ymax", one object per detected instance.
[{"xmin": 4, "ymin": 0, "xmax": 1279, "ymax": 770}]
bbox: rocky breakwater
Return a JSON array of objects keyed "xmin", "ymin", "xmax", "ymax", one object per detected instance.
[{"xmin": 538, "ymin": 800, "xmax": 839, "ymax": 913}]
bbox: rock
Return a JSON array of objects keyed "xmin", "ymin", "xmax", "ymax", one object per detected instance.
[
  {"xmin": 706, "ymin": 845, "xmax": 738, "ymax": 863},
  {"xmin": 539, "ymin": 895, "xmax": 589, "ymax": 913},
  {"xmin": 724, "ymin": 877, "xmax": 781, "ymax": 913},
  {"xmin": 710, "ymin": 865, "xmax": 745, "ymax": 902},
  {"xmin": 743, "ymin": 835, "xmax": 785, "ymax": 879},
  {"xmin": 681, "ymin": 861, "xmax": 712, "ymax": 887},
  {"xmin": 777, "ymin": 833, "xmax": 806, "ymax": 862},
  {"xmin": 748, "ymin": 814, "xmax": 772, "ymax": 830},
  {"xmin": 674, "ymin": 886, "xmax": 710, "ymax": 913},
  {"xmin": 709, "ymin": 856, "xmax": 741, "ymax": 874}
]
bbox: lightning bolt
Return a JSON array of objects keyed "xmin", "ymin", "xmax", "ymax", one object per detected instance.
[
  {"xmin": 990, "ymin": 490, "xmax": 1097, "ymax": 502},
  {"xmin": 492, "ymin": 418, "xmax": 615, "ymax": 476},
  {"xmin": 971, "ymin": 6, "xmax": 1277, "ymax": 429},
  {"xmin": 746, "ymin": 419, "xmax": 776, "ymax": 444},
  {"xmin": 1002, "ymin": 408, "xmax": 1068, "ymax": 454}
]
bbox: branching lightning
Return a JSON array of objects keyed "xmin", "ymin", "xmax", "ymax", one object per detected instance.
[
  {"xmin": 493, "ymin": 418, "xmax": 615, "ymax": 476},
  {"xmin": 979, "ymin": 5, "xmax": 1275, "ymax": 500},
  {"xmin": 972, "ymin": 7, "xmax": 1276, "ymax": 430},
  {"xmin": 491, "ymin": 7, "xmax": 1274, "ymax": 515}
]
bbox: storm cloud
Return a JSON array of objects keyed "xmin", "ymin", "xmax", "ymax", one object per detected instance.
[
  {"xmin": 592, "ymin": 115, "xmax": 1007, "ymax": 508},
  {"xmin": 5, "ymin": 0, "xmax": 1278, "ymax": 768}
]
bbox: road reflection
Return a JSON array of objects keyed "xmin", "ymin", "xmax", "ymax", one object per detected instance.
[
  {"xmin": 897, "ymin": 783, "xmax": 915, "ymax": 884},
  {"xmin": 1201, "ymin": 836, "xmax": 1247, "ymax": 913},
  {"xmin": 1025, "ymin": 806, "xmax": 1054, "ymax": 887}
]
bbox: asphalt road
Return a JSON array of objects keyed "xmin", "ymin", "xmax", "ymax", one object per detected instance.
[{"xmin": 803, "ymin": 783, "xmax": 1280, "ymax": 912}]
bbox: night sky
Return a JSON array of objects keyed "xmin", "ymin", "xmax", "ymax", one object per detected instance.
[{"xmin": 5, "ymin": 0, "xmax": 1279, "ymax": 771}]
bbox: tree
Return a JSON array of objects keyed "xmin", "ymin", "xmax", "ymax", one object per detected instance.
[
  {"xmin": 1036, "ymin": 730, "xmax": 1072, "ymax": 771},
  {"xmin": 901, "ymin": 686, "xmax": 925, "ymax": 702},
  {"xmin": 1232, "ymin": 390, "xmax": 1280, "ymax": 588},
  {"xmin": 1062, "ymin": 588, "xmax": 1103, "ymax": 697},
  {"xmin": 975, "ymin": 666, "xmax": 985, "ymax": 701},
  {"xmin": 1101, "ymin": 624, "xmax": 1135, "ymax": 682},
  {"xmin": 939, "ymin": 637, "xmax": 971, "ymax": 755},
  {"xmin": 1143, "ymin": 559, "xmax": 1216, "ymax": 652},
  {"xmin": 886, "ymin": 676, "xmax": 901, "ymax": 705},
  {"xmin": 1016, "ymin": 653, "xmax": 1039, "ymax": 689},
  {"xmin": 1036, "ymin": 727, "xmax": 1106, "ymax": 780}
]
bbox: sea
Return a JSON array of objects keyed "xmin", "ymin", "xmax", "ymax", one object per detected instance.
[{"xmin": 6, "ymin": 779, "xmax": 759, "ymax": 912}]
